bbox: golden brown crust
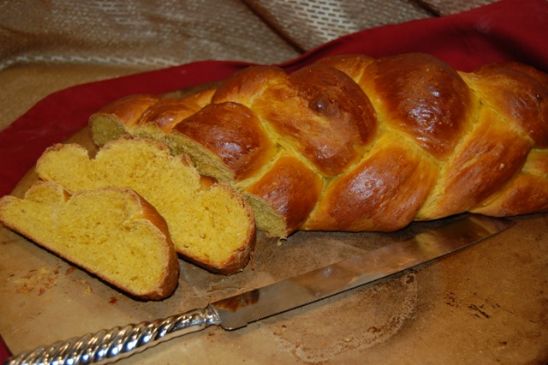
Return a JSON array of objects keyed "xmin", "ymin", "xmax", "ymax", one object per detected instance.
[
  {"xmin": 247, "ymin": 156, "xmax": 322, "ymax": 233},
  {"xmin": 304, "ymin": 145, "xmax": 436, "ymax": 231},
  {"xmin": 137, "ymin": 98, "xmax": 201, "ymax": 131},
  {"xmin": 361, "ymin": 53, "xmax": 471, "ymax": 157},
  {"xmin": 472, "ymin": 149, "xmax": 548, "ymax": 216},
  {"xmin": 254, "ymin": 64, "xmax": 377, "ymax": 176},
  {"xmin": 472, "ymin": 174, "xmax": 548, "ymax": 216},
  {"xmin": 136, "ymin": 88, "xmax": 216, "ymax": 131},
  {"xmin": 313, "ymin": 54, "xmax": 374, "ymax": 81},
  {"xmin": 289, "ymin": 64, "xmax": 377, "ymax": 144},
  {"xmin": 179, "ymin": 87, "xmax": 216, "ymax": 108},
  {"xmin": 90, "ymin": 53, "xmax": 548, "ymax": 236},
  {"xmin": 425, "ymin": 110, "xmax": 531, "ymax": 218},
  {"xmin": 175, "ymin": 102, "xmax": 276, "ymax": 179},
  {"xmin": 212, "ymin": 65, "xmax": 287, "ymax": 105},
  {"xmin": 472, "ymin": 62, "xmax": 548, "ymax": 147},
  {"xmin": 97, "ymin": 94, "xmax": 159, "ymax": 125}
]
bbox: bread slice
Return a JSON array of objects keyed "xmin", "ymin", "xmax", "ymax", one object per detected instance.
[
  {"xmin": 35, "ymin": 138, "xmax": 256, "ymax": 274},
  {"xmin": 0, "ymin": 181, "xmax": 179, "ymax": 300},
  {"xmin": 90, "ymin": 109, "xmax": 288, "ymax": 239}
]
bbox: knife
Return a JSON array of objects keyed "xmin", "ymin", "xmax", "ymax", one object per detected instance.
[{"xmin": 5, "ymin": 214, "xmax": 512, "ymax": 365}]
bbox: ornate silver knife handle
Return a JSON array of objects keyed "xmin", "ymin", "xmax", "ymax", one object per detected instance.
[{"xmin": 6, "ymin": 305, "xmax": 221, "ymax": 365}]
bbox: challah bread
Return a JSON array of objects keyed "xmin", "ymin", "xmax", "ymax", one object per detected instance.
[
  {"xmin": 35, "ymin": 138, "xmax": 255, "ymax": 274},
  {"xmin": 0, "ymin": 181, "xmax": 179, "ymax": 300},
  {"xmin": 90, "ymin": 53, "xmax": 548, "ymax": 237}
]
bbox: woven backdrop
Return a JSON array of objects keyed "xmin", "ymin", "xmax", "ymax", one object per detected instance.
[{"xmin": 0, "ymin": 0, "xmax": 494, "ymax": 70}]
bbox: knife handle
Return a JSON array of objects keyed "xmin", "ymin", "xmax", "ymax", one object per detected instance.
[{"xmin": 5, "ymin": 305, "xmax": 221, "ymax": 365}]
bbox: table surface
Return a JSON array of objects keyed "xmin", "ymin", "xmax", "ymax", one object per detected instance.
[{"xmin": 0, "ymin": 63, "xmax": 547, "ymax": 365}]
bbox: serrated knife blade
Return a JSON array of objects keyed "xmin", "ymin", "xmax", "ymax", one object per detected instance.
[{"xmin": 6, "ymin": 215, "xmax": 513, "ymax": 365}]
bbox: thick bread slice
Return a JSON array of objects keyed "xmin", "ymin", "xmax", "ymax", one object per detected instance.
[
  {"xmin": 35, "ymin": 138, "xmax": 256, "ymax": 274},
  {"xmin": 0, "ymin": 181, "xmax": 179, "ymax": 300},
  {"xmin": 91, "ymin": 113, "xmax": 288, "ymax": 238}
]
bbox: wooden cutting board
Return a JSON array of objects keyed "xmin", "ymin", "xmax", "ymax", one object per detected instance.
[{"xmin": 0, "ymin": 127, "xmax": 421, "ymax": 364}]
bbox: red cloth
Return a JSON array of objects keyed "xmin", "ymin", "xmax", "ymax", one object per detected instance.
[
  {"xmin": 0, "ymin": 335, "xmax": 11, "ymax": 362},
  {"xmin": 0, "ymin": 0, "xmax": 546, "ymax": 197}
]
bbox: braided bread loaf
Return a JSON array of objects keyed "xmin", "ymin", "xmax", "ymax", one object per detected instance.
[{"xmin": 91, "ymin": 53, "xmax": 548, "ymax": 238}]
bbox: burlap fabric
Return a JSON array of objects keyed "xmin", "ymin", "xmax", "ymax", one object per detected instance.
[
  {"xmin": 244, "ymin": 0, "xmax": 494, "ymax": 51},
  {"xmin": 0, "ymin": 0, "xmax": 494, "ymax": 132},
  {"xmin": 0, "ymin": 0, "xmax": 494, "ymax": 70}
]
